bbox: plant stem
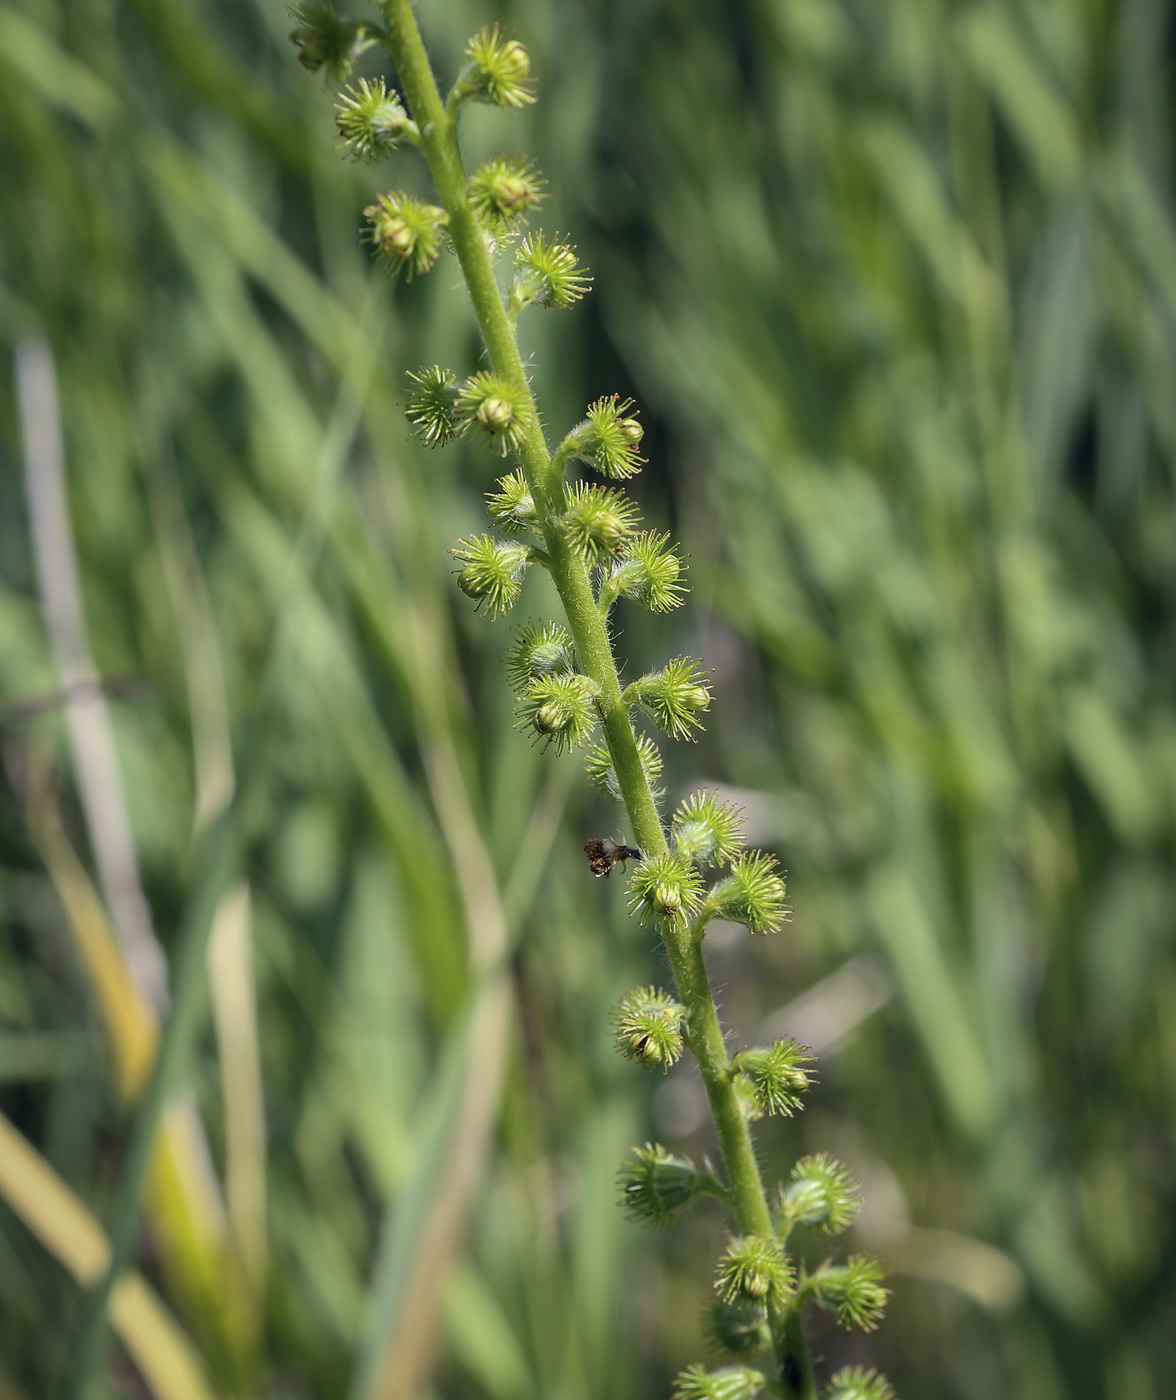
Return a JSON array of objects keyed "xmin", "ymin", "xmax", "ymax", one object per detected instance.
[
  {"xmin": 777, "ymin": 1305, "xmax": 818, "ymax": 1400},
  {"xmin": 378, "ymin": 0, "xmax": 806, "ymax": 1376}
]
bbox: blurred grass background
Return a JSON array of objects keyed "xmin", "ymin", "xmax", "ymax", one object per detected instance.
[{"xmin": 1, "ymin": 0, "xmax": 1175, "ymax": 1398}]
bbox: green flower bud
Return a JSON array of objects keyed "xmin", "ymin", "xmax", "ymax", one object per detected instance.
[
  {"xmin": 504, "ymin": 619, "xmax": 575, "ymax": 695},
  {"xmin": 450, "ymin": 535, "xmax": 530, "ymax": 617},
  {"xmin": 628, "ymin": 852, "xmax": 705, "ymax": 926},
  {"xmin": 672, "ymin": 1364, "xmax": 766, "ymax": 1400},
  {"xmin": 809, "ymin": 1254, "xmax": 889, "ymax": 1332},
  {"xmin": 561, "ymin": 482, "xmax": 641, "ymax": 562},
  {"xmin": 288, "ymin": 2, "xmax": 373, "ymax": 80},
  {"xmin": 732, "ymin": 1039, "xmax": 814, "ymax": 1117},
  {"xmin": 826, "ymin": 1366, "xmax": 896, "ymax": 1400},
  {"xmin": 618, "ymin": 1143, "xmax": 705, "ymax": 1230},
  {"xmin": 561, "ymin": 396, "xmax": 645, "ymax": 478},
  {"xmin": 708, "ymin": 852, "xmax": 788, "ymax": 934},
  {"xmin": 672, "ymin": 791, "xmax": 746, "ymax": 866},
  {"xmin": 457, "ymin": 372, "xmax": 530, "ymax": 455},
  {"xmin": 511, "ymin": 232, "xmax": 592, "ymax": 311},
  {"xmin": 335, "ymin": 78, "xmax": 416, "ymax": 162},
  {"xmin": 485, "ymin": 471, "xmax": 538, "ymax": 536},
  {"xmin": 611, "ymin": 986, "xmax": 685, "ymax": 1071},
  {"xmin": 715, "ymin": 1236, "xmax": 795, "ymax": 1309},
  {"xmin": 516, "ymin": 672, "xmax": 598, "ymax": 754},
  {"xmin": 456, "ymin": 24, "xmax": 536, "ymax": 108},
  {"xmin": 364, "ymin": 193, "xmax": 447, "ymax": 278},
  {"xmin": 609, "ymin": 530, "xmax": 688, "ymax": 611},
  {"xmin": 627, "ymin": 657, "xmax": 712, "ymax": 741},
  {"xmin": 404, "ymin": 366, "xmax": 463, "ymax": 447},
  {"xmin": 701, "ymin": 1301, "xmax": 773, "ymax": 1361},
  {"xmin": 469, "ymin": 155, "xmax": 546, "ymax": 230},
  {"xmin": 776, "ymin": 1153, "xmax": 860, "ymax": 1235},
  {"xmin": 585, "ymin": 732, "xmax": 663, "ymax": 803}
]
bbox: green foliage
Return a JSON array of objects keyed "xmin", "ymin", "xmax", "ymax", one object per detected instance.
[{"xmin": 611, "ymin": 985, "xmax": 685, "ymax": 1071}]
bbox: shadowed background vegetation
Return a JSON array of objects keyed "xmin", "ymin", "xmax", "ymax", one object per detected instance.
[{"xmin": 1, "ymin": 1, "xmax": 1174, "ymax": 1398}]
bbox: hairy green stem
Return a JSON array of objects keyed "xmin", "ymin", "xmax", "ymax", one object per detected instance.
[
  {"xmin": 777, "ymin": 1306, "xmax": 818, "ymax": 1400},
  {"xmin": 379, "ymin": 0, "xmax": 801, "ymax": 1378}
]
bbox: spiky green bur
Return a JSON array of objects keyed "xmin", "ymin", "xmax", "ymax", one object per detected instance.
[
  {"xmin": 288, "ymin": 2, "xmax": 372, "ymax": 79},
  {"xmin": 673, "ymin": 791, "xmax": 746, "ymax": 865},
  {"xmin": 451, "ymin": 536, "xmax": 530, "ymax": 617},
  {"xmin": 516, "ymin": 672, "xmax": 598, "ymax": 753},
  {"xmin": 702, "ymin": 1301, "xmax": 772, "ymax": 1361},
  {"xmin": 777, "ymin": 1153, "xmax": 860, "ymax": 1235},
  {"xmin": 364, "ymin": 193, "xmax": 447, "ymax": 278},
  {"xmin": 405, "ymin": 366, "xmax": 463, "ymax": 447},
  {"xmin": 715, "ymin": 1236, "xmax": 795, "ymax": 1310},
  {"xmin": 628, "ymin": 852, "xmax": 705, "ymax": 926},
  {"xmin": 732, "ymin": 1039, "xmax": 814, "ymax": 1117},
  {"xmin": 564, "ymin": 396, "xmax": 645, "ymax": 478},
  {"xmin": 469, "ymin": 155, "xmax": 546, "ymax": 231},
  {"xmin": 505, "ymin": 620, "xmax": 575, "ymax": 692},
  {"xmin": 485, "ymin": 471, "xmax": 538, "ymax": 536},
  {"xmin": 609, "ymin": 531, "xmax": 687, "ymax": 611},
  {"xmin": 809, "ymin": 1255, "xmax": 889, "ymax": 1332},
  {"xmin": 585, "ymin": 732, "xmax": 663, "ymax": 802},
  {"xmin": 618, "ymin": 1144, "xmax": 706, "ymax": 1229},
  {"xmin": 826, "ymin": 1366, "xmax": 896, "ymax": 1400},
  {"xmin": 335, "ymin": 78, "xmax": 416, "ymax": 161},
  {"xmin": 456, "ymin": 24, "xmax": 535, "ymax": 108},
  {"xmin": 611, "ymin": 986, "xmax": 684, "ymax": 1071},
  {"xmin": 457, "ymin": 371, "xmax": 530, "ymax": 455},
  {"xmin": 560, "ymin": 482, "xmax": 641, "ymax": 561},
  {"xmin": 672, "ymin": 1364, "xmax": 766, "ymax": 1400},
  {"xmin": 511, "ymin": 232, "xmax": 591, "ymax": 310},
  {"xmin": 709, "ymin": 851, "xmax": 788, "ymax": 934},
  {"xmin": 628, "ymin": 657, "xmax": 712, "ymax": 741}
]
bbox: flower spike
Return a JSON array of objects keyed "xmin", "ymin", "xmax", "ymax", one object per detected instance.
[
  {"xmin": 364, "ymin": 194, "xmax": 447, "ymax": 278},
  {"xmin": 334, "ymin": 78, "xmax": 416, "ymax": 161},
  {"xmin": 450, "ymin": 536, "xmax": 530, "ymax": 617}
]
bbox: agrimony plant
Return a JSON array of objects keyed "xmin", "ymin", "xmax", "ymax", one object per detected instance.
[{"xmin": 290, "ymin": 5, "xmax": 892, "ymax": 1395}]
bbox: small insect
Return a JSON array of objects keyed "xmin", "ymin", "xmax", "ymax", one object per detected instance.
[{"xmin": 584, "ymin": 836, "xmax": 643, "ymax": 879}]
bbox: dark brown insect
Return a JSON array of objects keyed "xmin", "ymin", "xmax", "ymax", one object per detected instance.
[{"xmin": 584, "ymin": 836, "xmax": 643, "ymax": 878}]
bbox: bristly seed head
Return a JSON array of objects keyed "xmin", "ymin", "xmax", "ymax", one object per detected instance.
[
  {"xmin": 458, "ymin": 24, "xmax": 536, "ymax": 108},
  {"xmin": 364, "ymin": 193, "xmax": 447, "ymax": 278},
  {"xmin": 334, "ymin": 78, "xmax": 415, "ymax": 161}
]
